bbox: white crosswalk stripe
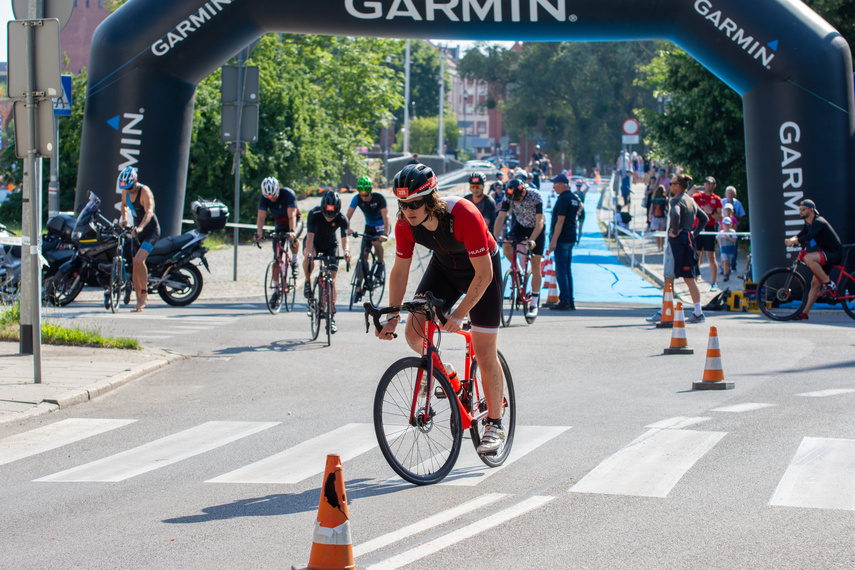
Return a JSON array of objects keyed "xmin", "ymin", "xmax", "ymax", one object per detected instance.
[
  {"xmin": 207, "ymin": 423, "xmax": 376, "ymax": 484},
  {"xmin": 796, "ymin": 388, "xmax": 855, "ymax": 398},
  {"xmin": 0, "ymin": 418, "xmax": 136, "ymax": 467},
  {"xmin": 769, "ymin": 437, "xmax": 855, "ymax": 510},
  {"xmin": 570, "ymin": 428, "xmax": 726, "ymax": 497},
  {"xmin": 35, "ymin": 421, "xmax": 278, "ymax": 482},
  {"xmin": 711, "ymin": 403, "xmax": 776, "ymax": 413}
]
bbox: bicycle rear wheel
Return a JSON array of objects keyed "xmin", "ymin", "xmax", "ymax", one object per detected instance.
[
  {"xmin": 757, "ymin": 267, "xmax": 807, "ymax": 321},
  {"xmin": 501, "ymin": 269, "xmax": 514, "ymax": 327},
  {"xmin": 309, "ymin": 277, "xmax": 321, "ymax": 340},
  {"xmin": 283, "ymin": 266, "xmax": 296, "ymax": 312},
  {"xmin": 324, "ymin": 282, "xmax": 332, "ymax": 346},
  {"xmin": 469, "ymin": 350, "xmax": 516, "ymax": 467},
  {"xmin": 369, "ymin": 258, "xmax": 386, "ymax": 306},
  {"xmin": 264, "ymin": 261, "xmax": 283, "ymax": 314},
  {"xmin": 522, "ymin": 270, "xmax": 536, "ymax": 324},
  {"xmin": 374, "ymin": 357, "xmax": 462, "ymax": 485}
]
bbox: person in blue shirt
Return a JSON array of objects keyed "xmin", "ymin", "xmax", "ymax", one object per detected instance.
[{"xmin": 346, "ymin": 176, "xmax": 390, "ymax": 301}]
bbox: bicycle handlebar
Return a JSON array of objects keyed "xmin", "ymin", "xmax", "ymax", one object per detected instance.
[
  {"xmin": 363, "ymin": 291, "xmax": 447, "ymax": 338},
  {"xmin": 255, "ymin": 230, "xmax": 294, "ymax": 249},
  {"xmin": 350, "ymin": 232, "xmax": 385, "ymax": 241},
  {"xmin": 308, "ymin": 253, "xmax": 350, "ymax": 273}
]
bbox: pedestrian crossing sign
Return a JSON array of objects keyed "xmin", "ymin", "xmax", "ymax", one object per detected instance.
[{"xmin": 53, "ymin": 75, "xmax": 72, "ymax": 117}]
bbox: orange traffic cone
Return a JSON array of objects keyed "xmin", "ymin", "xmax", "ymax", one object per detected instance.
[
  {"xmin": 693, "ymin": 326, "xmax": 734, "ymax": 390},
  {"xmin": 663, "ymin": 302, "xmax": 693, "ymax": 355},
  {"xmin": 296, "ymin": 454, "xmax": 356, "ymax": 570},
  {"xmin": 541, "ymin": 256, "xmax": 560, "ymax": 305},
  {"xmin": 655, "ymin": 282, "xmax": 675, "ymax": 329}
]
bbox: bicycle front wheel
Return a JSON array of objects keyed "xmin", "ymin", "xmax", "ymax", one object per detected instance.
[
  {"xmin": 325, "ymin": 282, "xmax": 332, "ymax": 346},
  {"xmin": 283, "ymin": 266, "xmax": 296, "ymax": 313},
  {"xmin": 369, "ymin": 253, "xmax": 386, "ymax": 306},
  {"xmin": 469, "ymin": 350, "xmax": 516, "ymax": 468},
  {"xmin": 839, "ymin": 274, "xmax": 855, "ymax": 320},
  {"xmin": 309, "ymin": 278, "xmax": 321, "ymax": 340},
  {"xmin": 109, "ymin": 260, "xmax": 125, "ymax": 313},
  {"xmin": 501, "ymin": 269, "xmax": 514, "ymax": 327},
  {"xmin": 374, "ymin": 357, "xmax": 463, "ymax": 485},
  {"xmin": 349, "ymin": 261, "xmax": 363, "ymax": 311},
  {"xmin": 264, "ymin": 261, "xmax": 283, "ymax": 314},
  {"xmin": 757, "ymin": 267, "xmax": 807, "ymax": 321}
]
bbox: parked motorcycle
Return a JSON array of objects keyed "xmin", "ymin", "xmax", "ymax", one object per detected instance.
[
  {"xmin": 44, "ymin": 192, "xmax": 228, "ymax": 309},
  {"xmin": 0, "ymin": 223, "xmax": 21, "ymax": 303}
]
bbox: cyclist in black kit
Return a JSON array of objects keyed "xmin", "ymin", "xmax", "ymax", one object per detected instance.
[
  {"xmin": 304, "ymin": 191, "xmax": 350, "ymax": 332},
  {"xmin": 118, "ymin": 166, "xmax": 160, "ymax": 313},
  {"xmin": 785, "ymin": 198, "xmax": 844, "ymax": 320},
  {"xmin": 376, "ymin": 163, "xmax": 506, "ymax": 455}
]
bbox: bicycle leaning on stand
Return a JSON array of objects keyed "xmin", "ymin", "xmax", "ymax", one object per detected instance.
[
  {"xmin": 349, "ymin": 232, "xmax": 386, "ymax": 310},
  {"xmin": 307, "ymin": 254, "xmax": 349, "ymax": 346},
  {"xmin": 499, "ymin": 239, "xmax": 538, "ymax": 326},
  {"xmin": 257, "ymin": 230, "xmax": 298, "ymax": 314},
  {"xmin": 364, "ymin": 291, "xmax": 516, "ymax": 485},
  {"xmin": 756, "ymin": 245, "xmax": 855, "ymax": 320}
]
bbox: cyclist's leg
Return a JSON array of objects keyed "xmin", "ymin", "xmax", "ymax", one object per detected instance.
[
  {"xmin": 468, "ymin": 251, "xmax": 504, "ymax": 421},
  {"xmin": 302, "ymin": 236, "xmax": 314, "ymax": 297},
  {"xmin": 408, "ymin": 263, "xmax": 462, "ymax": 354},
  {"xmin": 803, "ymin": 272, "xmax": 823, "ymax": 315},
  {"xmin": 803, "ymin": 251, "xmax": 831, "ymax": 284}
]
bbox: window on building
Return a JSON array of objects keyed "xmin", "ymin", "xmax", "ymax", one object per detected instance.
[{"xmin": 478, "ymin": 122, "xmax": 487, "ymax": 134}]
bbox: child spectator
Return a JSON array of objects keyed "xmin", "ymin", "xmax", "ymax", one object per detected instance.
[
  {"xmin": 614, "ymin": 204, "xmax": 631, "ymax": 230},
  {"xmin": 648, "ymin": 184, "xmax": 668, "ymax": 251},
  {"xmin": 716, "ymin": 217, "xmax": 738, "ymax": 281}
]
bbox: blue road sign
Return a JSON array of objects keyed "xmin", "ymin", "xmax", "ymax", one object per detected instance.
[{"xmin": 54, "ymin": 75, "xmax": 73, "ymax": 117}]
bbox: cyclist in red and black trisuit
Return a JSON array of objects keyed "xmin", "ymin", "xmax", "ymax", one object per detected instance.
[
  {"xmin": 784, "ymin": 198, "xmax": 844, "ymax": 320},
  {"xmin": 377, "ymin": 163, "xmax": 506, "ymax": 455}
]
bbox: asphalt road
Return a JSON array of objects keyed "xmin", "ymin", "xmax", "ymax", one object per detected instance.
[{"xmin": 2, "ymin": 291, "xmax": 854, "ymax": 568}]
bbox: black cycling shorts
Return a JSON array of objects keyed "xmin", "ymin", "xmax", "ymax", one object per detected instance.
[
  {"xmin": 510, "ymin": 224, "xmax": 545, "ymax": 256},
  {"xmin": 697, "ymin": 232, "xmax": 716, "ymax": 252},
  {"xmin": 306, "ymin": 240, "xmax": 340, "ymax": 272},
  {"xmin": 361, "ymin": 225, "xmax": 385, "ymax": 254},
  {"xmin": 669, "ymin": 232, "xmax": 699, "ymax": 279},
  {"xmin": 414, "ymin": 249, "xmax": 502, "ymax": 332}
]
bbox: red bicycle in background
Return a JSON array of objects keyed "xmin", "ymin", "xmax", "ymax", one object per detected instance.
[{"xmin": 499, "ymin": 239, "xmax": 537, "ymax": 326}]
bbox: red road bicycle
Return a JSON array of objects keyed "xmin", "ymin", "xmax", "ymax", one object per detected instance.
[
  {"xmin": 756, "ymin": 246, "xmax": 855, "ymax": 320},
  {"xmin": 364, "ymin": 292, "xmax": 516, "ymax": 485},
  {"xmin": 258, "ymin": 230, "xmax": 298, "ymax": 314},
  {"xmin": 499, "ymin": 239, "xmax": 537, "ymax": 326}
]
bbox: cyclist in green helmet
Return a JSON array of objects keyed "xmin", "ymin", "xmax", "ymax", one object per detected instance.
[{"xmin": 346, "ymin": 175, "xmax": 390, "ymax": 302}]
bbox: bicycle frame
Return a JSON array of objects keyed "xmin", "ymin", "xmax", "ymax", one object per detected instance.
[
  {"xmin": 503, "ymin": 240, "xmax": 532, "ymax": 305},
  {"xmin": 797, "ymin": 249, "xmax": 855, "ymax": 301}
]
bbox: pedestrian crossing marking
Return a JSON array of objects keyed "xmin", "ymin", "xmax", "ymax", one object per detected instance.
[
  {"xmin": 439, "ymin": 426, "xmax": 571, "ymax": 487},
  {"xmin": 35, "ymin": 421, "xmax": 278, "ymax": 482},
  {"xmin": 796, "ymin": 389, "xmax": 855, "ymax": 398},
  {"xmin": 363, "ymin": 496, "xmax": 554, "ymax": 570},
  {"xmin": 570, "ymin": 428, "xmax": 726, "ymax": 497},
  {"xmin": 769, "ymin": 437, "xmax": 855, "ymax": 510},
  {"xmin": 646, "ymin": 417, "xmax": 712, "ymax": 429},
  {"xmin": 0, "ymin": 418, "xmax": 136, "ymax": 467},
  {"xmin": 353, "ymin": 493, "xmax": 509, "ymax": 558},
  {"xmin": 711, "ymin": 403, "xmax": 775, "ymax": 413},
  {"xmin": 207, "ymin": 423, "xmax": 376, "ymax": 484}
]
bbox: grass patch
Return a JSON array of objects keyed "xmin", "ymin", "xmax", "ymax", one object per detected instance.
[{"xmin": 0, "ymin": 303, "xmax": 139, "ymax": 349}]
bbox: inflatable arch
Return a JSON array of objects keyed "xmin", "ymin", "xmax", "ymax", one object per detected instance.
[{"xmin": 77, "ymin": 0, "xmax": 855, "ymax": 277}]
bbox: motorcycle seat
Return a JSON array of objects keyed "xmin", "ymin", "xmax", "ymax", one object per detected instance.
[{"xmin": 149, "ymin": 233, "xmax": 195, "ymax": 257}]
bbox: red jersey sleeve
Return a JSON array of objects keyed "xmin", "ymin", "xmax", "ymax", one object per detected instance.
[
  {"xmin": 395, "ymin": 218, "xmax": 415, "ymax": 259},
  {"xmin": 449, "ymin": 198, "xmax": 496, "ymax": 257}
]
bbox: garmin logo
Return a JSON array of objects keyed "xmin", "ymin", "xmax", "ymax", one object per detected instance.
[
  {"xmin": 779, "ymin": 122, "xmax": 803, "ymax": 242},
  {"xmin": 151, "ymin": 0, "xmax": 234, "ymax": 57},
  {"xmin": 345, "ymin": 0, "xmax": 578, "ymax": 22},
  {"xmin": 694, "ymin": 0, "xmax": 777, "ymax": 70},
  {"xmin": 115, "ymin": 110, "xmax": 145, "ymax": 174}
]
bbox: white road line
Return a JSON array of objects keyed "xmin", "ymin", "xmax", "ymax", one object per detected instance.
[
  {"xmin": 35, "ymin": 421, "xmax": 278, "ymax": 482},
  {"xmin": 711, "ymin": 403, "xmax": 776, "ymax": 413},
  {"xmin": 0, "ymin": 418, "xmax": 136, "ymax": 467},
  {"xmin": 440, "ymin": 426, "xmax": 571, "ymax": 487},
  {"xmin": 353, "ymin": 493, "xmax": 508, "ymax": 558},
  {"xmin": 796, "ymin": 389, "xmax": 855, "ymax": 398},
  {"xmin": 207, "ymin": 423, "xmax": 376, "ymax": 484},
  {"xmin": 570, "ymin": 429, "xmax": 726, "ymax": 497},
  {"xmin": 364, "ymin": 496, "xmax": 554, "ymax": 570},
  {"xmin": 646, "ymin": 417, "xmax": 712, "ymax": 429},
  {"xmin": 769, "ymin": 437, "xmax": 855, "ymax": 510}
]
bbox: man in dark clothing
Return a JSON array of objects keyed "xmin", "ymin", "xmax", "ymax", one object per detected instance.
[
  {"xmin": 547, "ymin": 174, "xmax": 582, "ymax": 311},
  {"xmin": 785, "ymin": 199, "xmax": 844, "ymax": 320},
  {"xmin": 668, "ymin": 174, "xmax": 709, "ymax": 322},
  {"xmin": 464, "ymin": 172, "xmax": 497, "ymax": 234}
]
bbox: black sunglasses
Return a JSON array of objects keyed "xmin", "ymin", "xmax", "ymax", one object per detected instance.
[{"xmin": 398, "ymin": 197, "xmax": 427, "ymax": 210}]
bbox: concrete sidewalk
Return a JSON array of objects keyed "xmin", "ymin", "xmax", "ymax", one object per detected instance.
[{"xmin": 0, "ymin": 342, "xmax": 184, "ymax": 426}]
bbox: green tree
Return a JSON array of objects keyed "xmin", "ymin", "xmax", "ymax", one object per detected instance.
[
  {"xmin": 386, "ymin": 40, "xmax": 444, "ymax": 126},
  {"xmin": 393, "ymin": 115, "xmax": 459, "ymax": 155}
]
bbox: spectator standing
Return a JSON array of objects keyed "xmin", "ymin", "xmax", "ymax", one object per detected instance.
[
  {"xmin": 716, "ymin": 217, "xmax": 738, "ymax": 281},
  {"xmin": 464, "ymin": 172, "xmax": 497, "ymax": 234},
  {"xmin": 669, "ymin": 174, "xmax": 709, "ymax": 322},
  {"xmin": 692, "ymin": 176, "xmax": 723, "ymax": 291},
  {"xmin": 620, "ymin": 173, "xmax": 632, "ymax": 206},
  {"xmin": 407, "ymin": 154, "xmax": 420, "ymax": 165},
  {"xmin": 648, "ymin": 185, "xmax": 668, "ymax": 251},
  {"xmin": 722, "ymin": 186, "xmax": 746, "ymax": 227},
  {"xmin": 547, "ymin": 174, "xmax": 582, "ymax": 311}
]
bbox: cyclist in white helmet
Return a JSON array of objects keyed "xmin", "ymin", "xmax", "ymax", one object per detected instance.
[{"xmin": 255, "ymin": 176, "xmax": 302, "ymax": 289}]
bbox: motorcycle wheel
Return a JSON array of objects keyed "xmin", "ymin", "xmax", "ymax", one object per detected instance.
[
  {"xmin": 157, "ymin": 265, "xmax": 203, "ymax": 306},
  {"xmin": 43, "ymin": 271, "xmax": 84, "ymax": 307}
]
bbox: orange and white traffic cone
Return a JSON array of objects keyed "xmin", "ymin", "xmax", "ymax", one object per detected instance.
[
  {"xmin": 541, "ymin": 256, "xmax": 560, "ymax": 305},
  {"xmin": 693, "ymin": 326, "xmax": 734, "ymax": 390},
  {"xmin": 655, "ymin": 282, "xmax": 675, "ymax": 329},
  {"xmin": 663, "ymin": 302, "xmax": 693, "ymax": 355},
  {"xmin": 294, "ymin": 454, "xmax": 356, "ymax": 570}
]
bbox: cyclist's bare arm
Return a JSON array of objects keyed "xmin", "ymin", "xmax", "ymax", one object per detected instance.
[
  {"xmin": 346, "ymin": 208, "xmax": 355, "ymax": 234},
  {"xmin": 377, "ymin": 255, "xmax": 411, "ymax": 340},
  {"xmin": 381, "ymin": 208, "xmax": 391, "ymax": 242},
  {"xmin": 493, "ymin": 210, "xmax": 507, "ymax": 237},
  {"xmin": 529, "ymin": 213, "xmax": 544, "ymax": 244},
  {"xmin": 255, "ymin": 210, "xmax": 266, "ymax": 241}
]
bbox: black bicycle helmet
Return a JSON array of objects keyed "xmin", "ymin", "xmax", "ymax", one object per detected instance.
[
  {"xmin": 320, "ymin": 190, "xmax": 341, "ymax": 216},
  {"xmin": 469, "ymin": 172, "xmax": 486, "ymax": 186},
  {"xmin": 506, "ymin": 178, "xmax": 526, "ymax": 201},
  {"xmin": 394, "ymin": 163, "xmax": 437, "ymax": 199}
]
